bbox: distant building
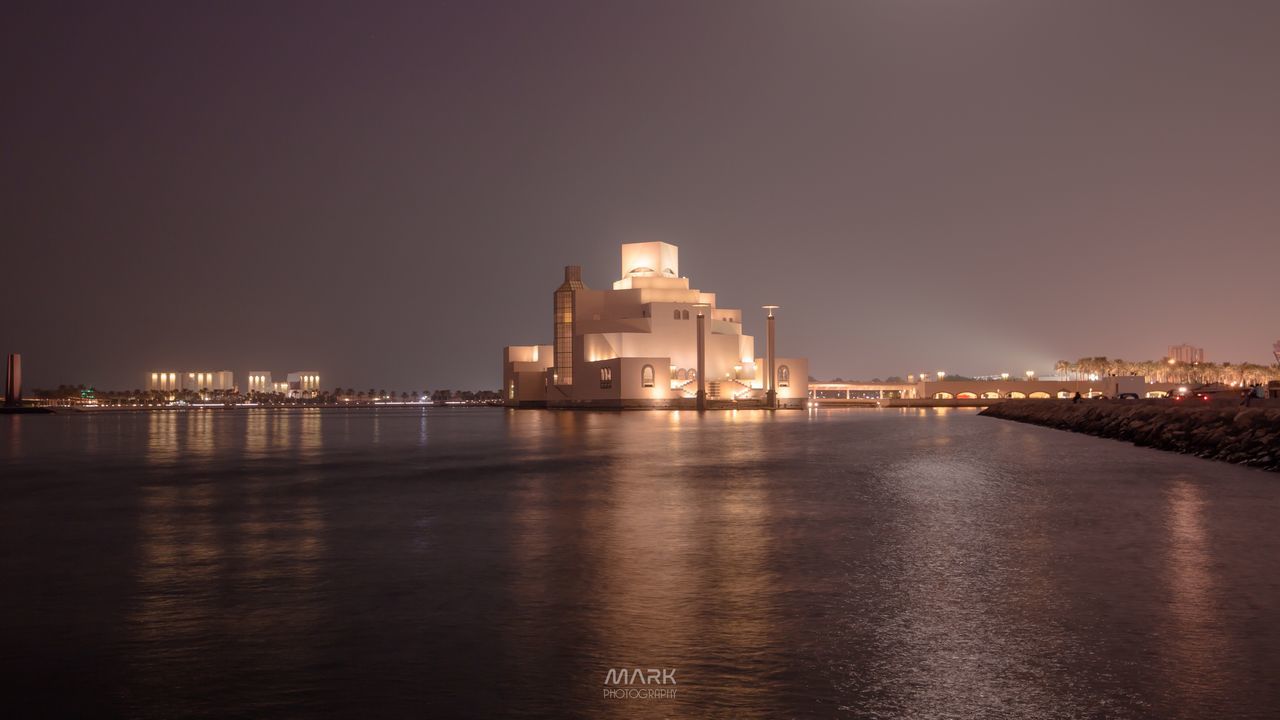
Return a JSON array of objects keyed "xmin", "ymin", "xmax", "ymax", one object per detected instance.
[
  {"xmin": 146, "ymin": 370, "xmax": 234, "ymax": 393},
  {"xmin": 286, "ymin": 371, "xmax": 321, "ymax": 398},
  {"xmin": 146, "ymin": 371, "xmax": 181, "ymax": 392},
  {"xmin": 246, "ymin": 371, "xmax": 273, "ymax": 394},
  {"xmin": 272, "ymin": 381, "xmax": 290, "ymax": 394},
  {"xmin": 5, "ymin": 354, "xmax": 21, "ymax": 407},
  {"xmin": 1167, "ymin": 344, "xmax": 1205, "ymax": 364},
  {"xmin": 503, "ymin": 242, "xmax": 808, "ymax": 408},
  {"xmin": 183, "ymin": 371, "xmax": 235, "ymax": 392}
]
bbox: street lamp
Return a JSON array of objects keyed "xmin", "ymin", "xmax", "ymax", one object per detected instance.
[
  {"xmin": 1025, "ymin": 370, "xmax": 1035, "ymax": 380},
  {"xmin": 763, "ymin": 305, "xmax": 779, "ymax": 409},
  {"xmin": 1001, "ymin": 372, "xmax": 1009, "ymax": 381},
  {"xmin": 936, "ymin": 371, "xmax": 946, "ymax": 381}
]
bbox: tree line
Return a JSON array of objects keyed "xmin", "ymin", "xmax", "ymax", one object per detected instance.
[{"xmin": 1054, "ymin": 357, "xmax": 1280, "ymax": 386}]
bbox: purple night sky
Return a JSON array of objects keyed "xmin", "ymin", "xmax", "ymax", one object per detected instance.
[{"xmin": 4, "ymin": 1, "xmax": 1279, "ymax": 390}]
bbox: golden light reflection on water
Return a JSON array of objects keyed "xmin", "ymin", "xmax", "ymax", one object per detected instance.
[
  {"xmin": 131, "ymin": 410, "xmax": 328, "ymax": 703},
  {"xmin": 1163, "ymin": 478, "xmax": 1229, "ymax": 707},
  {"xmin": 146, "ymin": 412, "xmax": 179, "ymax": 465},
  {"xmin": 583, "ymin": 412, "xmax": 777, "ymax": 717}
]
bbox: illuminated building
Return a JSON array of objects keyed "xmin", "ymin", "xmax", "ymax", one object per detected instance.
[
  {"xmin": 184, "ymin": 371, "xmax": 235, "ymax": 392},
  {"xmin": 272, "ymin": 381, "xmax": 290, "ymax": 394},
  {"xmin": 246, "ymin": 371, "xmax": 273, "ymax": 393},
  {"xmin": 1167, "ymin": 344, "xmax": 1205, "ymax": 364},
  {"xmin": 503, "ymin": 242, "xmax": 808, "ymax": 408},
  {"xmin": 286, "ymin": 371, "xmax": 321, "ymax": 398},
  {"xmin": 145, "ymin": 370, "xmax": 233, "ymax": 392},
  {"xmin": 146, "ymin": 371, "xmax": 181, "ymax": 392}
]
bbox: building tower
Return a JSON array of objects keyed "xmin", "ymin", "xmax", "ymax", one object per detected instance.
[
  {"xmin": 553, "ymin": 265, "xmax": 586, "ymax": 386},
  {"xmin": 5, "ymin": 354, "xmax": 20, "ymax": 407}
]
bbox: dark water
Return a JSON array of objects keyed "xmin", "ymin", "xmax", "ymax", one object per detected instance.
[{"xmin": 2, "ymin": 407, "xmax": 1278, "ymax": 718}]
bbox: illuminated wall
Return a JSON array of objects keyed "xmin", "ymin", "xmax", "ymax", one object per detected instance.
[
  {"xmin": 246, "ymin": 371, "xmax": 273, "ymax": 393},
  {"xmin": 286, "ymin": 371, "xmax": 321, "ymax": 397},
  {"xmin": 146, "ymin": 371, "xmax": 180, "ymax": 392}
]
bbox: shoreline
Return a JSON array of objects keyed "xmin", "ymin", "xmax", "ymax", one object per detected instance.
[{"xmin": 981, "ymin": 399, "xmax": 1280, "ymax": 471}]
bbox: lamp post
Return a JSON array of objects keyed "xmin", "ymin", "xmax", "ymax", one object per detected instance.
[
  {"xmin": 920, "ymin": 370, "xmax": 929, "ymax": 400},
  {"xmin": 694, "ymin": 303, "xmax": 710, "ymax": 411},
  {"xmin": 763, "ymin": 305, "xmax": 779, "ymax": 409}
]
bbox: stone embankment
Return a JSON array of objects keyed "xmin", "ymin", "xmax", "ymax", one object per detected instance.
[{"xmin": 980, "ymin": 400, "xmax": 1280, "ymax": 471}]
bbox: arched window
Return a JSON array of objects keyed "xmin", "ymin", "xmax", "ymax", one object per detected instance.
[
  {"xmin": 676, "ymin": 369, "xmax": 687, "ymax": 382},
  {"xmin": 674, "ymin": 309, "xmax": 681, "ymax": 320},
  {"xmin": 687, "ymin": 369, "xmax": 697, "ymax": 381},
  {"xmin": 681, "ymin": 310, "xmax": 689, "ymax": 320},
  {"xmin": 641, "ymin": 364, "xmax": 655, "ymax": 388},
  {"xmin": 778, "ymin": 365, "xmax": 791, "ymax": 387},
  {"xmin": 599, "ymin": 367, "xmax": 613, "ymax": 389}
]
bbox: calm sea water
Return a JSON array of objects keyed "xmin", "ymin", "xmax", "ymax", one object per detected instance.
[{"xmin": 2, "ymin": 407, "xmax": 1278, "ymax": 718}]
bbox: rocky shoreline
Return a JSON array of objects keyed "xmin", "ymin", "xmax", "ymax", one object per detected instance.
[{"xmin": 980, "ymin": 400, "xmax": 1280, "ymax": 472}]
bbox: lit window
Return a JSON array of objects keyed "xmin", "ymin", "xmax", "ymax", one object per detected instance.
[
  {"xmin": 600, "ymin": 367, "xmax": 613, "ymax": 389},
  {"xmin": 682, "ymin": 310, "xmax": 689, "ymax": 320},
  {"xmin": 778, "ymin": 365, "xmax": 791, "ymax": 388},
  {"xmin": 641, "ymin": 364, "xmax": 655, "ymax": 388}
]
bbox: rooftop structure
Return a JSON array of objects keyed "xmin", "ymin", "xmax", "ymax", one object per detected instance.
[{"xmin": 504, "ymin": 242, "xmax": 807, "ymax": 409}]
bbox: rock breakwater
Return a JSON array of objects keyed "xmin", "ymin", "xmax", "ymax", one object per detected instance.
[{"xmin": 980, "ymin": 400, "xmax": 1280, "ymax": 471}]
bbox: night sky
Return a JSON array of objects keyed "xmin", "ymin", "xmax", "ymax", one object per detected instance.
[{"xmin": 5, "ymin": 1, "xmax": 1279, "ymax": 391}]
